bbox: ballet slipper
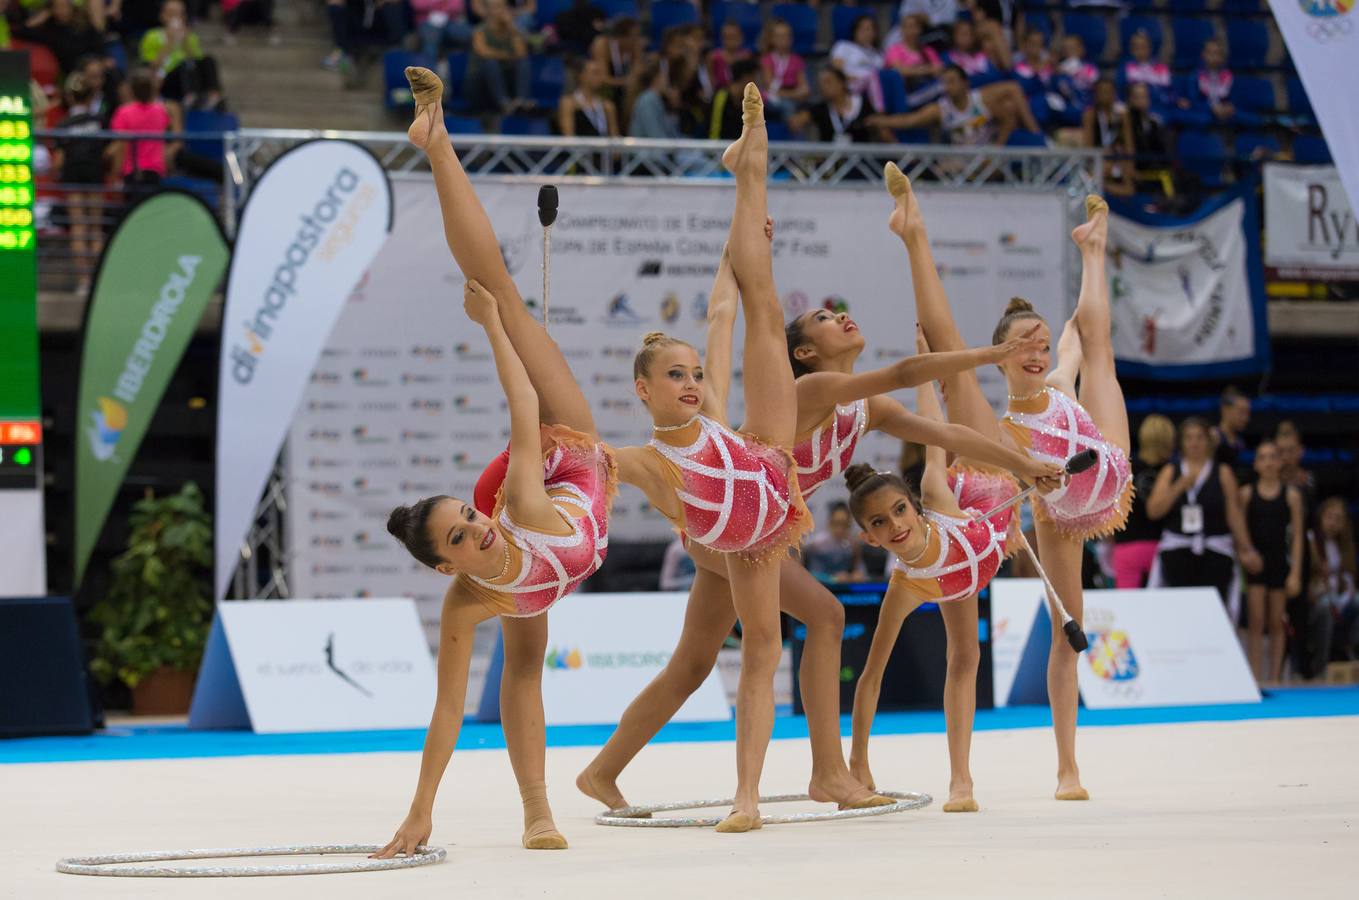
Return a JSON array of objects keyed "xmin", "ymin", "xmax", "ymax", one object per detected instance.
[
  {"xmin": 1085, "ymin": 194, "xmax": 1109, "ymax": 219},
  {"xmin": 714, "ymin": 811, "xmax": 763, "ymax": 833},
  {"xmin": 942, "ymin": 798, "xmax": 980, "ymax": 813},
  {"xmin": 404, "ymin": 66, "xmax": 444, "ymax": 148},
  {"xmin": 519, "ymin": 781, "xmax": 569, "ymax": 850},
  {"xmin": 1054, "ymin": 786, "xmax": 1090, "ymax": 802},
  {"xmin": 838, "ymin": 793, "xmax": 897, "ymax": 811},
  {"xmin": 884, "ymin": 161, "xmax": 910, "ymax": 199},
  {"xmin": 741, "ymin": 82, "xmax": 764, "ymax": 127}
]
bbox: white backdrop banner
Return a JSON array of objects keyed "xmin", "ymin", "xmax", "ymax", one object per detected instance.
[
  {"xmin": 1107, "ymin": 190, "xmax": 1269, "ymax": 380},
  {"xmin": 188, "ymin": 599, "xmax": 437, "ymax": 733},
  {"xmin": 215, "ymin": 140, "xmax": 393, "ymax": 599},
  {"xmin": 536, "ymin": 591, "xmax": 729, "ymax": 726},
  {"xmin": 989, "ymin": 578, "xmax": 1045, "ymax": 708},
  {"xmin": 1268, "ymin": 1, "xmax": 1359, "ymax": 215},
  {"xmin": 286, "ymin": 179, "xmax": 1068, "ymax": 636},
  {"xmin": 1264, "ymin": 163, "xmax": 1359, "ymax": 280}
]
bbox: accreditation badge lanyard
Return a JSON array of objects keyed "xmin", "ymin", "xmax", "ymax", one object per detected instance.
[{"xmin": 1180, "ymin": 461, "xmax": 1213, "ymax": 540}]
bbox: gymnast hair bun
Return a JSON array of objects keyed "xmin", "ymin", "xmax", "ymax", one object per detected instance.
[
  {"xmin": 386, "ymin": 504, "xmax": 414, "ymax": 540},
  {"xmin": 843, "ymin": 463, "xmax": 878, "ymax": 494},
  {"xmin": 642, "ymin": 331, "xmax": 670, "ymax": 347},
  {"xmin": 1005, "ymin": 297, "xmax": 1035, "ymax": 315}
]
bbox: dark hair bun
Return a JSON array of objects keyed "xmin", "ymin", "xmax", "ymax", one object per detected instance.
[
  {"xmin": 1005, "ymin": 296, "xmax": 1035, "ymax": 315},
  {"xmin": 843, "ymin": 463, "xmax": 877, "ymax": 494},
  {"xmin": 387, "ymin": 505, "xmax": 414, "ymax": 540}
]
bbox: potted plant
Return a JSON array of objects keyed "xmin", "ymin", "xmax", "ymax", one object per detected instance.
[{"xmin": 89, "ymin": 482, "xmax": 214, "ymax": 715}]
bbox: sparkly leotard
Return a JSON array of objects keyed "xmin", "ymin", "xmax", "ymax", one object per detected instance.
[
  {"xmin": 792, "ymin": 400, "xmax": 869, "ymax": 498},
  {"xmin": 647, "ymin": 415, "xmax": 811, "ymax": 562},
  {"xmin": 461, "ymin": 426, "xmax": 617, "ymax": 617},
  {"xmin": 1001, "ymin": 387, "xmax": 1132, "ymax": 539},
  {"xmin": 888, "ymin": 467, "xmax": 1017, "ymax": 603}
]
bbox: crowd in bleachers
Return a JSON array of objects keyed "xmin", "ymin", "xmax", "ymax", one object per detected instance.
[{"xmin": 370, "ymin": 0, "xmax": 1331, "ymax": 203}]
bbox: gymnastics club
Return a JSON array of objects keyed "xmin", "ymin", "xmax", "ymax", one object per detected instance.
[
  {"xmin": 538, "ymin": 185, "xmax": 558, "ymax": 331},
  {"xmin": 979, "ymin": 448, "xmax": 1099, "ymax": 653}
]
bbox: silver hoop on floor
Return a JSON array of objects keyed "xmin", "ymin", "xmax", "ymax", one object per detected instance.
[
  {"xmin": 594, "ymin": 791, "xmax": 931, "ymax": 827},
  {"xmin": 55, "ymin": 844, "xmax": 446, "ymax": 877}
]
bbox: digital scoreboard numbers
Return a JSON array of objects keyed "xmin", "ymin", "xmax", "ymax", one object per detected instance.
[{"xmin": 0, "ymin": 51, "xmax": 42, "ymax": 491}]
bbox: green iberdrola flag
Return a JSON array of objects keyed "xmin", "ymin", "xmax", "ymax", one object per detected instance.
[{"xmin": 74, "ymin": 192, "xmax": 229, "ymax": 584}]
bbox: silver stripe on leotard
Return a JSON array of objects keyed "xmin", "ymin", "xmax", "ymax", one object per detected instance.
[
  {"xmin": 1005, "ymin": 388, "xmax": 1117, "ymax": 518},
  {"xmin": 797, "ymin": 399, "xmax": 868, "ymax": 487},
  {"xmin": 898, "ymin": 509, "xmax": 1004, "ymax": 604}
]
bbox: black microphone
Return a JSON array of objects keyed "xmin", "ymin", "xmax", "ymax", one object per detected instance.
[{"xmin": 538, "ymin": 185, "xmax": 558, "ymax": 228}]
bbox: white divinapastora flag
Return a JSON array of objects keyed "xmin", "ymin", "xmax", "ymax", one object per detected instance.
[
  {"xmin": 1268, "ymin": 1, "xmax": 1359, "ymax": 212},
  {"xmin": 215, "ymin": 141, "xmax": 393, "ymax": 599}
]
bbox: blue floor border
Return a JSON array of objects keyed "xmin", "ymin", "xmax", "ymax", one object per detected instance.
[{"xmin": 3, "ymin": 687, "xmax": 1357, "ymax": 765}]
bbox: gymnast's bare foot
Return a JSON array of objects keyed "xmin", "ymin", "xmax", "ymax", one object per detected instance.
[
  {"xmin": 405, "ymin": 66, "xmax": 446, "ymax": 150},
  {"xmin": 721, "ymin": 83, "xmax": 766, "ymax": 175},
  {"xmin": 885, "ymin": 162, "xmax": 924, "ymax": 241}
]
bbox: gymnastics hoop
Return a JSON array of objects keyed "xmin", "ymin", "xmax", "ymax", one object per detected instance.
[
  {"xmin": 594, "ymin": 791, "xmax": 931, "ymax": 827},
  {"xmin": 55, "ymin": 844, "xmax": 446, "ymax": 878}
]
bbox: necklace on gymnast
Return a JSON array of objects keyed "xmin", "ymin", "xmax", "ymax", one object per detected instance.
[
  {"xmin": 902, "ymin": 519, "xmax": 935, "ymax": 566},
  {"xmin": 653, "ymin": 416, "xmax": 699, "ymax": 433},
  {"xmin": 1007, "ymin": 387, "xmax": 1047, "ymax": 403}
]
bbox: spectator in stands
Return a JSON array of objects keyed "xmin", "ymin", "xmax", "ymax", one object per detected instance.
[
  {"xmin": 1240, "ymin": 440, "xmax": 1305, "ymax": 684},
  {"xmin": 558, "ymin": 57, "xmax": 617, "ymax": 137},
  {"xmin": 323, "ymin": 0, "xmax": 407, "ymax": 74},
  {"xmin": 1112, "ymin": 414, "xmax": 1173, "ymax": 589},
  {"xmin": 1083, "ymin": 77, "xmax": 1132, "ymax": 195},
  {"xmin": 1275, "ymin": 421, "xmax": 1315, "ymax": 496},
  {"xmin": 1147, "ymin": 416, "xmax": 1262, "ymax": 606},
  {"xmin": 897, "ymin": 0, "xmax": 958, "ymax": 48},
  {"xmin": 791, "ymin": 66, "xmax": 874, "ymax": 144},
  {"xmin": 760, "ymin": 17, "xmax": 808, "ymax": 120},
  {"xmin": 945, "ymin": 18, "xmax": 989, "ymax": 77},
  {"xmin": 885, "ymin": 13, "xmax": 943, "ymax": 104},
  {"xmin": 831, "ymin": 14, "xmax": 885, "ymax": 113},
  {"xmin": 705, "ymin": 57, "xmax": 759, "ymax": 141},
  {"xmin": 1054, "ymin": 33, "xmax": 1097, "ymax": 128},
  {"xmin": 413, "ymin": 0, "xmax": 473, "ymax": 69},
  {"xmin": 629, "ymin": 60, "xmax": 679, "ymax": 139},
  {"xmin": 1127, "ymin": 81, "xmax": 1173, "ymax": 193},
  {"xmin": 1013, "ymin": 28, "xmax": 1057, "ymax": 124},
  {"xmin": 665, "ymin": 23, "xmax": 712, "ymax": 136},
  {"xmin": 804, "ymin": 501, "xmax": 866, "ymax": 583},
  {"xmin": 76, "ymin": 54, "xmax": 121, "ymax": 126},
  {"xmin": 707, "ymin": 19, "xmax": 751, "ymax": 92},
  {"xmin": 140, "ymin": 0, "xmax": 223, "ymax": 109},
  {"xmin": 55, "ymin": 70, "xmax": 108, "ymax": 294},
  {"xmin": 867, "ymin": 64, "xmax": 1037, "ymax": 145},
  {"xmin": 970, "ymin": 0, "xmax": 1015, "ymax": 35},
  {"xmin": 1213, "ymin": 386, "xmax": 1252, "ymax": 474},
  {"xmin": 659, "ymin": 535, "xmax": 696, "ymax": 592},
  {"xmin": 15, "ymin": 0, "xmax": 104, "ymax": 77},
  {"xmin": 110, "ymin": 66, "xmax": 171, "ymax": 190},
  {"xmin": 590, "ymin": 16, "xmax": 643, "ymax": 101},
  {"xmin": 553, "ymin": 0, "xmax": 604, "ymax": 58},
  {"xmin": 1180, "ymin": 38, "xmax": 1234, "ymax": 124},
  {"xmin": 222, "ymin": 0, "xmax": 279, "ymax": 46},
  {"xmin": 1119, "ymin": 29, "xmax": 1171, "ymax": 110},
  {"xmin": 1312, "ymin": 497, "xmax": 1358, "ymax": 661},
  {"xmin": 471, "ymin": 0, "xmax": 536, "ymax": 37},
  {"xmin": 465, "ymin": 0, "xmax": 533, "ymax": 115}
]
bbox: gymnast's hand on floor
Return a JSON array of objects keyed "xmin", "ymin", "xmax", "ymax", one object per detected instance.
[
  {"xmin": 463, "ymin": 279, "xmax": 502, "ymax": 329},
  {"xmin": 372, "ymin": 810, "xmax": 433, "ymax": 859}
]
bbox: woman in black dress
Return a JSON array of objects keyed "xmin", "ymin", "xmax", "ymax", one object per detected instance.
[{"xmin": 1239, "ymin": 440, "xmax": 1304, "ymax": 683}]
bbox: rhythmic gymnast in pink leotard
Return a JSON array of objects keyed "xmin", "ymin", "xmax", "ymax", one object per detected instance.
[{"xmin": 374, "ymin": 68, "xmax": 617, "ymax": 859}]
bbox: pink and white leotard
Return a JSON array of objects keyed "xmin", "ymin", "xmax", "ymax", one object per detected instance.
[
  {"xmin": 461, "ymin": 426, "xmax": 617, "ymax": 617},
  {"xmin": 888, "ymin": 467, "xmax": 1017, "ymax": 603},
  {"xmin": 647, "ymin": 415, "xmax": 811, "ymax": 562},
  {"xmin": 792, "ymin": 399, "xmax": 869, "ymax": 498},
  {"xmin": 1002, "ymin": 387, "xmax": 1132, "ymax": 539}
]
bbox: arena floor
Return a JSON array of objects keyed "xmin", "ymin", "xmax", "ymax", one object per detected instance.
[{"xmin": 4, "ymin": 692, "xmax": 1356, "ymax": 898}]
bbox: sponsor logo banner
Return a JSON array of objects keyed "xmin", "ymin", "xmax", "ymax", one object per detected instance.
[
  {"xmin": 215, "ymin": 141, "xmax": 392, "ymax": 599},
  {"xmin": 74, "ymin": 192, "xmax": 229, "ymax": 582},
  {"xmin": 1107, "ymin": 189, "xmax": 1269, "ymax": 380},
  {"xmin": 1263, "ymin": 163, "xmax": 1359, "ymax": 280}
]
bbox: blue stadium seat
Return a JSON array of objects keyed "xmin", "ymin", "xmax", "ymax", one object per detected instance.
[
  {"xmin": 1235, "ymin": 132, "xmax": 1280, "ymax": 160},
  {"xmin": 1119, "ymin": 16, "xmax": 1163, "ymax": 56},
  {"xmin": 444, "ymin": 114, "xmax": 483, "ymax": 135},
  {"xmin": 597, "ymin": 0, "xmax": 638, "ymax": 21},
  {"xmin": 1230, "ymin": 74, "xmax": 1276, "ymax": 126},
  {"xmin": 892, "ymin": 128, "xmax": 932, "ymax": 144},
  {"xmin": 531, "ymin": 55, "xmax": 566, "ymax": 108},
  {"xmin": 650, "ymin": 0, "xmax": 699, "ymax": 46},
  {"xmin": 1177, "ymin": 131, "xmax": 1228, "ymax": 187},
  {"xmin": 183, "ymin": 109, "xmax": 239, "ymax": 160},
  {"xmin": 771, "ymin": 3, "xmax": 819, "ymax": 56},
  {"xmin": 1174, "ymin": 0, "xmax": 1210, "ymax": 11},
  {"xmin": 832, "ymin": 6, "xmax": 876, "ymax": 45},
  {"xmin": 501, "ymin": 115, "xmax": 552, "ymax": 136},
  {"xmin": 1225, "ymin": 19, "xmax": 1270, "ymax": 68},
  {"xmin": 161, "ymin": 175, "xmax": 220, "ymax": 209},
  {"xmin": 1221, "ymin": 0, "xmax": 1265, "ymax": 12},
  {"xmin": 1006, "ymin": 129, "xmax": 1047, "ymax": 147},
  {"xmin": 1292, "ymin": 134, "xmax": 1332, "ymax": 165},
  {"xmin": 1169, "ymin": 73, "xmax": 1212, "ymax": 127},
  {"xmin": 1024, "ymin": 12, "xmax": 1053, "ymax": 39},
  {"xmin": 1284, "ymin": 78, "xmax": 1317, "ymax": 126},
  {"xmin": 534, "ymin": 0, "xmax": 572, "ymax": 32},
  {"xmin": 1128, "ymin": 0, "xmax": 1163, "ymax": 10},
  {"xmin": 878, "ymin": 68, "xmax": 908, "ymax": 115},
  {"xmin": 445, "ymin": 52, "xmax": 470, "ymax": 112},
  {"xmin": 1171, "ymin": 18, "xmax": 1214, "ymax": 69},
  {"xmin": 383, "ymin": 50, "xmax": 434, "ymax": 109},
  {"xmin": 1062, "ymin": 13, "xmax": 1107, "ymax": 61},
  {"xmin": 766, "ymin": 120, "xmax": 792, "ymax": 142},
  {"xmin": 103, "ymin": 37, "xmax": 129, "ymax": 74},
  {"xmin": 712, "ymin": 1, "xmax": 764, "ymax": 49}
]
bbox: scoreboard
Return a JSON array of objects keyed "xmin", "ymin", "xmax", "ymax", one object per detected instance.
[{"xmin": 0, "ymin": 50, "xmax": 41, "ymax": 490}]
